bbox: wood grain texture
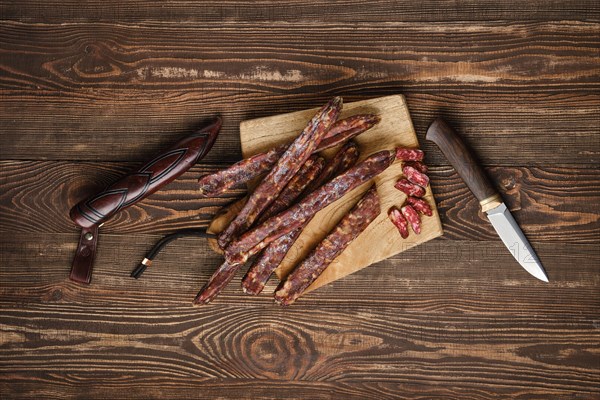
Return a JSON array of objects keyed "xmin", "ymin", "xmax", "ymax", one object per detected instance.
[
  {"xmin": 1, "ymin": 1, "xmax": 599, "ymax": 398},
  {"xmin": 0, "ymin": 302, "xmax": 598, "ymax": 399},
  {"xmin": 1, "ymin": 232, "xmax": 598, "ymax": 312},
  {"xmin": 1, "ymin": 161, "xmax": 597, "ymax": 242},
  {"xmin": 1, "ymin": 236, "xmax": 599, "ymax": 397},
  {"xmin": 0, "ymin": 21, "xmax": 599, "ymax": 164},
  {"xmin": 2, "ymin": 0, "xmax": 599, "ymax": 23}
]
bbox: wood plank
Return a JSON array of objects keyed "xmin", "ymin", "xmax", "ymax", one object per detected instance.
[
  {"xmin": 0, "ymin": 6, "xmax": 598, "ymax": 399},
  {"xmin": 2, "ymin": 92, "xmax": 598, "ymax": 165},
  {"xmin": 2, "ymin": 379, "xmax": 599, "ymax": 400},
  {"xmin": 0, "ymin": 22, "xmax": 599, "ymax": 164},
  {"xmin": 1, "ymin": 301, "xmax": 598, "ymax": 398},
  {"xmin": 2, "ymin": 0, "xmax": 599, "ymax": 23},
  {"xmin": 0, "ymin": 232, "xmax": 597, "ymax": 315},
  {"xmin": 1, "ymin": 161, "xmax": 597, "ymax": 243}
]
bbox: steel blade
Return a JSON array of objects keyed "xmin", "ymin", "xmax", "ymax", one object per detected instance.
[{"xmin": 486, "ymin": 203, "xmax": 549, "ymax": 282}]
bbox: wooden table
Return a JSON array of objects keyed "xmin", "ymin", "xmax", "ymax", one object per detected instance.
[{"xmin": 1, "ymin": 2, "xmax": 599, "ymax": 398}]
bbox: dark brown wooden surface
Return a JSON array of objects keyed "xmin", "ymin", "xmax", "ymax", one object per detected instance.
[{"xmin": 1, "ymin": 1, "xmax": 599, "ymax": 399}]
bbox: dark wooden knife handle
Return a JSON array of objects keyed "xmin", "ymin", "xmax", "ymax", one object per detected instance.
[
  {"xmin": 426, "ymin": 118, "xmax": 501, "ymax": 211},
  {"xmin": 70, "ymin": 117, "xmax": 221, "ymax": 229}
]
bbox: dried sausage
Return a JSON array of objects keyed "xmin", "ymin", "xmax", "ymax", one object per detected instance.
[
  {"xmin": 225, "ymin": 149, "xmax": 396, "ymax": 265},
  {"xmin": 241, "ymin": 226, "xmax": 302, "ymax": 295},
  {"xmin": 257, "ymin": 155, "xmax": 324, "ymax": 224},
  {"xmin": 274, "ymin": 186, "xmax": 380, "ymax": 306},
  {"xmin": 198, "ymin": 144, "xmax": 286, "ymax": 197},
  {"xmin": 242, "ymin": 145, "xmax": 359, "ymax": 295},
  {"xmin": 394, "ymin": 178, "xmax": 426, "ymax": 197},
  {"xmin": 225, "ymin": 150, "xmax": 395, "ymax": 264},
  {"xmin": 200, "ymin": 157, "xmax": 323, "ymax": 302},
  {"xmin": 401, "ymin": 204, "xmax": 421, "ymax": 234},
  {"xmin": 395, "ymin": 147, "xmax": 424, "ymax": 161},
  {"xmin": 406, "ymin": 196, "xmax": 433, "ymax": 217},
  {"xmin": 218, "ymin": 97, "xmax": 342, "ymax": 249},
  {"xmin": 193, "ymin": 260, "xmax": 238, "ymax": 305},
  {"xmin": 318, "ymin": 114, "xmax": 380, "ymax": 149},
  {"xmin": 388, "ymin": 206, "xmax": 409, "ymax": 238},
  {"xmin": 303, "ymin": 141, "xmax": 359, "ymax": 194},
  {"xmin": 198, "ymin": 114, "xmax": 378, "ymax": 197},
  {"xmin": 403, "ymin": 164, "xmax": 430, "ymax": 187},
  {"xmin": 404, "ymin": 160, "xmax": 428, "ymax": 174}
]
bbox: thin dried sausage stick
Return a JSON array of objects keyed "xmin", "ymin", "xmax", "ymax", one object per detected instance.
[
  {"xmin": 388, "ymin": 206, "xmax": 409, "ymax": 238},
  {"xmin": 401, "ymin": 205, "xmax": 422, "ymax": 234},
  {"xmin": 406, "ymin": 196, "xmax": 433, "ymax": 216},
  {"xmin": 274, "ymin": 186, "xmax": 381, "ymax": 306},
  {"xmin": 218, "ymin": 97, "xmax": 342, "ymax": 249},
  {"xmin": 198, "ymin": 114, "xmax": 378, "ymax": 197},
  {"xmin": 193, "ymin": 260, "xmax": 238, "ymax": 305},
  {"xmin": 394, "ymin": 178, "xmax": 426, "ymax": 197},
  {"xmin": 303, "ymin": 140, "xmax": 360, "ymax": 194},
  {"xmin": 256, "ymin": 155, "xmax": 324, "ymax": 224},
  {"xmin": 241, "ymin": 227, "xmax": 302, "ymax": 295},
  {"xmin": 225, "ymin": 149, "xmax": 396, "ymax": 265},
  {"xmin": 318, "ymin": 114, "xmax": 380, "ymax": 149},
  {"xmin": 198, "ymin": 144, "xmax": 286, "ymax": 197},
  {"xmin": 395, "ymin": 147, "xmax": 424, "ymax": 161},
  {"xmin": 197, "ymin": 154, "xmax": 322, "ymax": 304},
  {"xmin": 242, "ymin": 146, "xmax": 359, "ymax": 295},
  {"xmin": 403, "ymin": 164, "xmax": 430, "ymax": 187}
]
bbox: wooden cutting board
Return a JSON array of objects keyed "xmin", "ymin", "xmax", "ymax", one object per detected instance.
[{"xmin": 210, "ymin": 95, "xmax": 443, "ymax": 293}]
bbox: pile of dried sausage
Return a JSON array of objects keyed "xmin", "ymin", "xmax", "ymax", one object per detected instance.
[
  {"xmin": 194, "ymin": 97, "xmax": 431, "ymax": 305},
  {"xmin": 389, "ymin": 150, "xmax": 433, "ymax": 238}
]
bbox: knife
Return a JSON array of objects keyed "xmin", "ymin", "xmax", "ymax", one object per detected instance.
[
  {"xmin": 426, "ymin": 118, "xmax": 549, "ymax": 282},
  {"xmin": 69, "ymin": 117, "xmax": 222, "ymax": 284}
]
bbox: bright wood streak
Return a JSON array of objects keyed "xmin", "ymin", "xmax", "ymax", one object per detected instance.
[
  {"xmin": 1, "ymin": 1, "xmax": 599, "ymax": 398},
  {"xmin": 231, "ymin": 95, "xmax": 443, "ymax": 291}
]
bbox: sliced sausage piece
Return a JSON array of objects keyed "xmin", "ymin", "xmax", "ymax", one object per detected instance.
[
  {"xmin": 225, "ymin": 149, "xmax": 396, "ymax": 265},
  {"xmin": 406, "ymin": 196, "xmax": 433, "ymax": 217},
  {"xmin": 403, "ymin": 165, "xmax": 430, "ymax": 187},
  {"xmin": 401, "ymin": 205, "xmax": 422, "ymax": 234},
  {"xmin": 274, "ymin": 186, "xmax": 380, "ymax": 306},
  {"xmin": 388, "ymin": 206, "xmax": 409, "ymax": 238},
  {"xmin": 395, "ymin": 148, "xmax": 424, "ymax": 161},
  {"xmin": 403, "ymin": 160, "xmax": 428, "ymax": 174},
  {"xmin": 218, "ymin": 97, "xmax": 342, "ymax": 249},
  {"xmin": 394, "ymin": 178, "xmax": 426, "ymax": 197}
]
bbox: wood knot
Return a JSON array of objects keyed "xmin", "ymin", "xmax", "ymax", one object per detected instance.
[
  {"xmin": 73, "ymin": 42, "xmax": 122, "ymax": 78},
  {"xmin": 502, "ymin": 176, "xmax": 517, "ymax": 190},
  {"xmin": 51, "ymin": 289, "xmax": 63, "ymax": 301},
  {"xmin": 194, "ymin": 320, "xmax": 318, "ymax": 380},
  {"xmin": 230, "ymin": 322, "xmax": 316, "ymax": 379}
]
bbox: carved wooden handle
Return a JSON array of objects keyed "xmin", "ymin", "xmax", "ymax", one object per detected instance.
[
  {"xmin": 426, "ymin": 118, "xmax": 501, "ymax": 211},
  {"xmin": 70, "ymin": 117, "xmax": 221, "ymax": 228}
]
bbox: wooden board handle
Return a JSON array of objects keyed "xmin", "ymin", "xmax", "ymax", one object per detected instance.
[{"xmin": 426, "ymin": 118, "xmax": 501, "ymax": 211}]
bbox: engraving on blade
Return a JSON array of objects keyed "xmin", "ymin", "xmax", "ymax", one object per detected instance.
[{"xmin": 486, "ymin": 203, "xmax": 549, "ymax": 282}]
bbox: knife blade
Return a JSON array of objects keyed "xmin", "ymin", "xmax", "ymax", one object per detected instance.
[{"xmin": 426, "ymin": 118, "xmax": 549, "ymax": 282}]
